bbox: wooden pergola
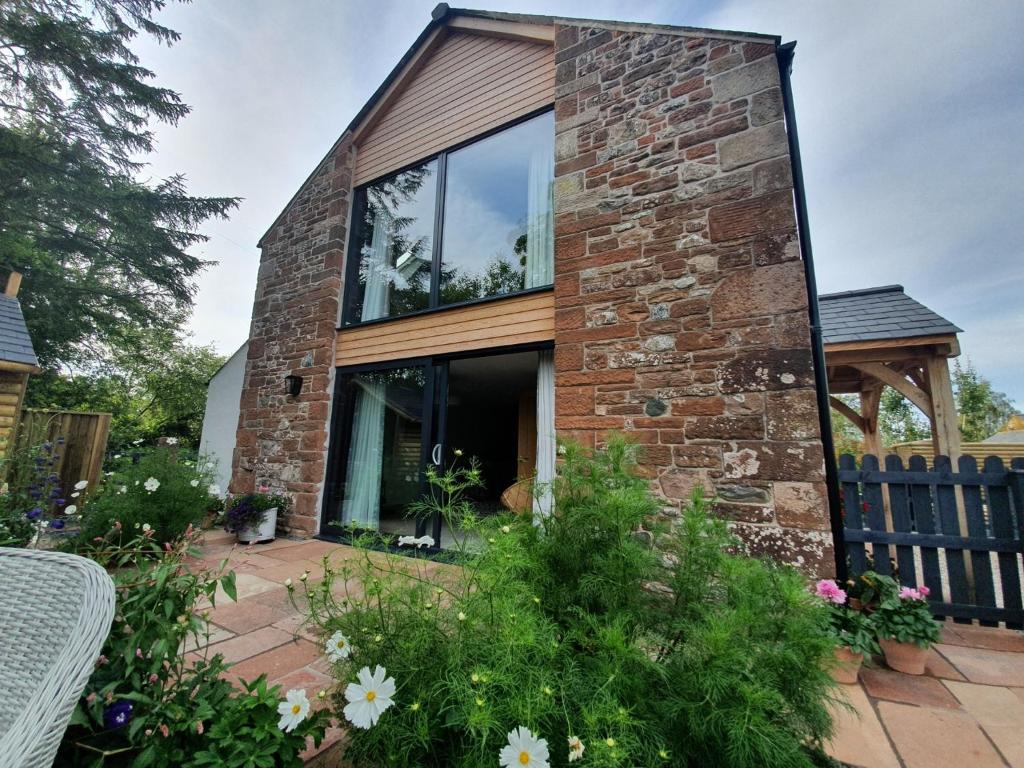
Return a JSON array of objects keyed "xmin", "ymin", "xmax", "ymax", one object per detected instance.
[{"xmin": 819, "ymin": 285, "xmax": 963, "ymax": 461}]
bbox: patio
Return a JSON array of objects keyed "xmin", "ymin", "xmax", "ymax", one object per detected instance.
[{"xmin": 191, "ymin": 531, "xmax": 1024, "ymax": 767}]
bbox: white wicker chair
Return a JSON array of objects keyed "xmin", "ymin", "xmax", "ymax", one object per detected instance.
[{"xmin": 0, "ymin": 547, "xmax": 115, "ymax": 767}]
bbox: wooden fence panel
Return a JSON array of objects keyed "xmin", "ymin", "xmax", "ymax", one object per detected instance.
[
  {"xmin": 839, "ymin": 453, "xmax": 867, "ymax": 574},
  {"xmin": 884, "ymin": 454, "xmax": 918, "ymax": 586},
  {"xmin": 839, "ymin": 453, "xmax": 1024, "ymax": 628},
  {"xmin": 18, "ymin": 410, "xmax": 112, "ymax": 496}
]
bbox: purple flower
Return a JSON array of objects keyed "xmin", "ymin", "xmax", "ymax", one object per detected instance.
[
  {"xmin": 103, "ymin": 700, "xmax": 133, "ymax": 730},
  {"xmin": 56, "ymin": 436, "xmax": 66, "ymax": 446},
  {"xmin": 55, "ymin": 498, "xmax": 66, "ymax": 507},
  {"xmin": 28, "ymin": 489, "xmax": 41, "ymax": 500},
  {"xmin": 26, "ymin": 508, "xmax": 42, "ymax": 520},
  {"xmin": 49, "ymin": 519, "xmax": 65, "ymax": 530}
]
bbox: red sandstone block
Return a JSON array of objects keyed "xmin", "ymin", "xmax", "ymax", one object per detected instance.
[{"xmin": 556, "ymin": 369, "xmax": 636, "ymax": 386}]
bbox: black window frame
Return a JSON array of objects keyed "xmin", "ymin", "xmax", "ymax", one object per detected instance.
[{"xmin": 340, "ymin": 106, "xmax": 555, "ymax": 330}]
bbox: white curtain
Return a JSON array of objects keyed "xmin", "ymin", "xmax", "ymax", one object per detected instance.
[
  {"xmin": 341, "ymin": 210, "xmax": 391, "ymax": 527},
  {"xmin": 525, "ymin": 148, "xmax": 554, "ymax": 289},
  {"xmin": 533, "ymin": 350, "xmax": 555, "ymax": 519}
]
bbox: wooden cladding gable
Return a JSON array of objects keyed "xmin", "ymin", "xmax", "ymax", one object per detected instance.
[
  {"xmin": 334, "ymin": 291, "xmax": 555, "ymax": 367},
  {"xmin": 353, "ymin": 31, "xmax": 554, "ymax": 185}
]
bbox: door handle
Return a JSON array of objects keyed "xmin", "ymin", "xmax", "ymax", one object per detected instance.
[{"xmin": 432, "ymin": 443, "xmax": 442, "ymax": 465}]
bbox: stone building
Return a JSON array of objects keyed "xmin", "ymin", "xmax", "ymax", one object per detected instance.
[{"xmin": 231, "ymin": 6, "xmax": 836, "ymax": 574}]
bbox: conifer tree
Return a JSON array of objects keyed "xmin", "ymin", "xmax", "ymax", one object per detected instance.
[{"xmin": 0, "ymin": 0, "xmax": 238, "ymax": 369}]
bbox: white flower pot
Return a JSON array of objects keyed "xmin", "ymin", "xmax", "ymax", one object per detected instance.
[{"xmin": 237, "ymin": 507, "xmax": 277, "ymax": 544}]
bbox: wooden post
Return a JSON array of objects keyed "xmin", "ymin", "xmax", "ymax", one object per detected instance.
[
  {"xmin": 925, "ymin": 356, "xmax": 961, "ymax": 462},
  {"xmin": 860, "ymin": 387, "xmax": 883, "ymax": 458}
]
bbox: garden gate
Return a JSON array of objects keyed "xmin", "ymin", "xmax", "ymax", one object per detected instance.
[{"xmin": 838, "ymin": 453, "xmax": 1024, "ymax": 628}]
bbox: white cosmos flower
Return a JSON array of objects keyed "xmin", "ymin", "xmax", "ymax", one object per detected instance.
[
  {"xmin": 208, "ymin": 483, "xmax": 221, "ymax": 496},
  {"xmin": 325, "ymin": 630, "xmax": 351, "ymax": 662},
  {"xmin": 71, "ymin": 492, "xmax": 79, "ymax": 498},
  {"xmin": 65, "ymin": 505, "xmax": 77, "ymax": 516},
  {"xmin": 142, "ymin": 523, "xmax": 151, "ymax": 533},
  {"xmin": 500, "ymin": 726, "xmax": 550, "ymax": 768},
  {"xmin": 165, "ymin": 437, "xmax": 178, "ymax": 445},
  {"xmin": 276, "ymin": 689, "xmax": 310, "ymax": 732},
  {"xmin": 118, "ymin": 486, "xmax": 127, "ymax": 494},
  {"xmin": 74, "ymin": 480, "xmax": 88, "ymax": 491},
  {"xmin": 143, "ymin": 477, "xmax": 160, "ymax": 493},
  {"xmin": 190, "ymin": 479, "xmax": 199, "ymax": 487},
  {"xmin": 567, "ymin": 736, "xmax": 585, "ymax": 762},
  {"xmin": 343, "ymin": 665, "xmax": 396, "ymax": 729}
]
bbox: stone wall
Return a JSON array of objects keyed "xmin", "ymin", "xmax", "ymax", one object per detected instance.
[
  {"xmin": 230, "ymin": 141, "xmax": 354, "ymax": 536},
  {"xmin": 551, "ymin": 24, "xmax": 834, "ymax": 573}
]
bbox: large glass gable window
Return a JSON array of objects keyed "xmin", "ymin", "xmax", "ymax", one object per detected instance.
[{"xmin": 344, "ymin": 111, "xmax": 553, "ymax": 325}]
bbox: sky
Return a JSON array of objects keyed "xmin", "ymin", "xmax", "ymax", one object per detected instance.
[{"xmin": 134, "ymin": 1, "xmax": 1024, "ymax": 406}]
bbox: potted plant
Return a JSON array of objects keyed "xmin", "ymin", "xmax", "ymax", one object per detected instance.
[
  {"xmin": 845, "ymin": 569, "xmax": 894, "ymax": 612},
  {"xmin": 873, "ymin": 584, "xmax": 940, "ymax": 675},
  {"xmin": 815, "ymin": 579, "xmax": 879, "ymax": 683},
  {"xmin": 224, "ymin": 489, "xmax": 290, "ymax": 544}
]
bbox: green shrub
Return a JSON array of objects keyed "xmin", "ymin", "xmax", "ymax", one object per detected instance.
[
  {"xmin": 60, "ymin": 528, "xmax": 329, "ymax": 766},
  {"xmin": 76, "ymin": 447, "xmax": 218, "ymax": 545},
  {"xmin": 301, "ymin": 437, "xmax": 838, "ymax": 768}
]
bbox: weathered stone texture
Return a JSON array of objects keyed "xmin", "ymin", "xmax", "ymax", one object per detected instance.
[
  {"xmin": 230, "ymin": 142, "xmax": 354, "ymax": 536},
  {"xmin": 552, "ymin": 24, "xmax": 833, "ymax": 573}
]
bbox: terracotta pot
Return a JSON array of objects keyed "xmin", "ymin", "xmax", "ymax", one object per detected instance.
[
  {"xmin": 879, "ymin": 637, "xmax": 928, "ymax": 675},
  {"xmin": 831, "ymin": 645, "xmax": 864, "ymax": 684}
]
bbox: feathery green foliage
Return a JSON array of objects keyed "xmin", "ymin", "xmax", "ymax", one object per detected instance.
[{"xmin": 302, "ymin": 437, "xmax": 838, "ymax": 767}]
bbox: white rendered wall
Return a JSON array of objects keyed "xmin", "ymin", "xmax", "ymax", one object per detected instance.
[{"xmin": 199, "ymin": 342, "xmax": 247, "ymax": 495}]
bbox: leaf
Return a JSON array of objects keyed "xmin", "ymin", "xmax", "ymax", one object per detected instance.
[{"xmin": 221, "ymin": 571, "xmax": 237, "ymax": 602}]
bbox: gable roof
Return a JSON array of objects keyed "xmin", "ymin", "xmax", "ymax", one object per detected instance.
[
  {"xmin": 0, "ymin": 294, "xmax": 38, "ymax": 369},
  {"xmin": 818, "ymin": 285, "xmax": 962, "ymax": 346},
  {"xmin": 258, "ymin": 4, "xmax": 781, "ymax": 246}
]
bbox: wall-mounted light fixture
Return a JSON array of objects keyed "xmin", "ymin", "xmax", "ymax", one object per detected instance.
[{"xmin": 284, "ymin": 373, "xmax": 303, "ymax": 397}]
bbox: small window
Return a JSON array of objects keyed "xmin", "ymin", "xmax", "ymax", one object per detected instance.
[
  {"xmin": 439, "ymin": 111, "xmax": 554, "ymax": 306},
  {"xmin": 348, "ymin": 160, "xmax": 437, "ymax": 323},
  {"xmin": 343, "ymin": 111, "xmax": 554, "ymax": 326}
]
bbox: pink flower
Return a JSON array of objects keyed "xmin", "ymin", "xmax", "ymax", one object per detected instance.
[
  {"xmin": 815, "ymin": 579, "xmax": 848, "ymax": 605},
  {"xmin": 96, "ymin": 655, "xmax": 107, "ymax": 667},
  {"xmin": 86, "ymin": 693, "xmax": 97, "ymax": 705},
  {"xmin": 195, "ymin": 721, "xmax": 204, "ymax": 735},
  {"xmin": 898, "ymin": 586, "xmax": 923, "ymax": 601},
  {"xmin": 149, "ymin": 674, "xmax": 159, "ymax": 684},
  {"xmin": 135, "ymin": 648, "xmax": 143, "ymax": 659},
  {"xmin": 918, "ymin": 585, "xmax": 931, "ymax": 597}
]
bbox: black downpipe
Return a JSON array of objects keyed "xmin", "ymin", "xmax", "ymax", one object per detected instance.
[{"xmin": 776, "ymin": 42, "xmax": 847, "ymax": 583}]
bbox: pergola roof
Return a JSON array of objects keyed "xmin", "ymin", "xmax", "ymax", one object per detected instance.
[
  {"xmin": 821, "ymin": 285, "xmax": 963, "ymax": 460},
  {"xmin": 819, "ymin": 285, "xmax": 962, "ymax": 345}
]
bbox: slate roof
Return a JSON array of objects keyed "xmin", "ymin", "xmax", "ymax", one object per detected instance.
[
  {"xmin": 818, "ymin": 285, "xmax": 962, "ymax": 345},
  {"xmin": 0, "ymin": 294, "xmax": 38, "ymax": 367}
]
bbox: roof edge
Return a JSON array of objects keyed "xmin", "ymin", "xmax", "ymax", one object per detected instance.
[{"xmin": 818, "ymin": 284, "xmax": 905, "ymax": 301}]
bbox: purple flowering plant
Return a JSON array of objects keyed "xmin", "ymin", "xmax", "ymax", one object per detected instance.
[
  {"xmin": 0, "ymin": 432, "xmax": 73, "ymax": 546},
  {"xmin": 222, "ymin": 490, "xmax": 290, "ymax": 534}
]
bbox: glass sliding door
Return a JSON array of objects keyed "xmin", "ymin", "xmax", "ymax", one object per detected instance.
[
  {"xmin": 323, "ymin": 348, "xmax": 550, "ymax": 547},
  {"xmin": 324, "ymin": 363, "xmax": 434, "ymax": 538}
]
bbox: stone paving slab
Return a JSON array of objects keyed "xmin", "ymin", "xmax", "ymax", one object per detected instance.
[
  {"xmin": 860, "ymin": 667, "xmax": 960, "ymax": 709},
  {"xmin": 936, "ymin": 643, "xmax": 1024, "ymax": 687},
  {"xmin": 877, "ymin": 702, "xmax": 1008, "ymax": 767},
  {"xmin": 944, "ymin": 680, "xmax": 1024, "ymax": 766}
]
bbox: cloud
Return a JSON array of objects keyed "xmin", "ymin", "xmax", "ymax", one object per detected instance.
[{"xmin": 134, "ymin": 0, "xmax": 1022, "ymax": 405}]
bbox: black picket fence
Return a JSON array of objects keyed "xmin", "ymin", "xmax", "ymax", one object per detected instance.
[{"xmin": 838, "ymin": 453, "xmax": 1024, "ymax": 628}]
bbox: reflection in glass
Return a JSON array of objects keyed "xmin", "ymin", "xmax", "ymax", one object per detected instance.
[
  {"xmin": 348, "ymin": 161, "xmax": 437, "ymax": 323},
  {"xmin": 339, "ymin": 366, "xmax": 426, "ymax": 533},
  {"xmin": 439, "ymin": 112, "xmax": 554, "ymax": 305}
]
